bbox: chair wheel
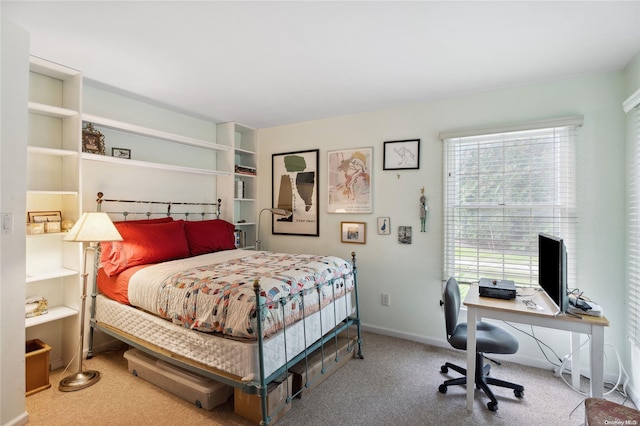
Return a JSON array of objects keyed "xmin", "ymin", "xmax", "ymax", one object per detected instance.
[
  {"xmin": 514, "ymin": 389, "xmax": 524, "ymax": 398},
  {"xmin": 487, "ymin": 401, "xmax": 498, "ymax": 411},
  {"xmin": 438, "ymin": 384, "xmax": 447, "ymax": 394},
  {"xmin": 440, "ymin": 365, "xmax": 448, "ymax": 374}
]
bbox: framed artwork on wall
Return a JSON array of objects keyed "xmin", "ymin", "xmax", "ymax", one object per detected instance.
[
  {"xmin": 272, "ymin": 149, "xmax": 319, "ymax": 236},
  {"xmin": 398, "ymin": 226, "xmax": 412, "ymax": 244},
  {"xmin": 341, "ymin": 221, "xmax": 366, "ymax": 244},
  {"xmin": 377, "ymin": 217, "xmax": 390, "ymax": 235},
  {"xmin": 328, "ymin": 147, "xmax": 373, "ymax": 213},
  {"xmin": 383, "ymin": 139, "xmax": 420, "ymax": 170}
]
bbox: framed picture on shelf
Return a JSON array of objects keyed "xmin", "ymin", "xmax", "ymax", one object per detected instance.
[
  {"xmin": 383, "ymin": 139, "xmax": 420, "ymax": 170},
  {"xmin": 328, "ymin": 147, "xmax": 373, "ymax": 213},
  {"xmin": 341, "ymin": 222, "xmax": 366, "ymax": 244},
  {"xmin": 27, "ymin": 211, "xmax": 62, "ymax": 223},
  {"xmin": 112, "ymin": 147, "xmax": 131, "ymax": 159},
  {"xmin": 82, "ymin": 123, "xmax": 106, "ymax": 155},
  {"xmin": 272, "ymin": 149, "xmax": 320, "ymax": 236}
]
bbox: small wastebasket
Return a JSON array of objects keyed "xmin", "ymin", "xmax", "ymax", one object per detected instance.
[{"xmin": 25, "ymin": 339, "xmax": 51, "ymax": 396}]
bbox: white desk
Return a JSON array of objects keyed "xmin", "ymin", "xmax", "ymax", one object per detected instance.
[{"xmin": 463, "ymin": 285, "xmax": 609, "ymax": 411}]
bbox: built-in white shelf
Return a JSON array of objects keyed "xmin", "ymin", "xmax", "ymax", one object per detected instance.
[
  {"xmin": 82, "ymin": 152, "xmax": 231, "ymax": 176},
  {"xmin": 27, "ymin": 190, "xmax": 79, "ymax": 196},
  {"xmin": 236, "ymin": 147, "xmax": 256, "ymax": 156},
  {"xmin": 25, "ymin": 306, "xmax": 78, "ymax": 328},
  {"xmin": 28, "ymin": 101, "xmax": 78, "ymax": 118},
  {"xmin": 235, "ymin": 222, "xmax": 257, "ymax": 226},
  {"xmin": 28, "ymin": 146, "xmax": 78, "ymax": 157},
  {"xmin": 30, "ymin": 56, "xmax": 81, "ymax": 80},
  {"xmin": 83, "ymin": 113, "xmax": 230, "ymax": 152},
  {"xmin": 26, "ymin": 268, "xmax": 78, "ymax": 283}
]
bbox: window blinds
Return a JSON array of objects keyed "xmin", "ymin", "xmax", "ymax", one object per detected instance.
[
  {"xmin": 443, "ymin": 120, "xmax": 579, "ymax": 287},
  {"xmin": 628, "ymin": 104, "xmax": 640, "ymax": 348}
]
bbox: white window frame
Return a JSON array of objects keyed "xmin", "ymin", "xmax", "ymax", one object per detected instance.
[{"xmin": 441, "ymin": 117, "xmax": 581, "ymax": 289}]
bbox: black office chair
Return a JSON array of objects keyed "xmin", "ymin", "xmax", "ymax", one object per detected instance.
[{"xmin": 438, "ymin": 277, "xmax": 524, "ymax": 411}]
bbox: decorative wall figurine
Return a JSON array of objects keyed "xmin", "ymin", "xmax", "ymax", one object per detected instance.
[{"xmin": 420, "ymin": 187, "xmax": 428, "ymax": 232}]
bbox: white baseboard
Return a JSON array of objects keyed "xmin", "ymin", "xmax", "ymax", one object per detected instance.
[{"xmin": 5, "ymin": 411, "xmax": 28, "ymax": 426}]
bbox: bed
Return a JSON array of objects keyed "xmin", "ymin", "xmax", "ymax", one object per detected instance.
[{"xmin": 88, "ymin": 193, "xmax": 363, "ymax": 424}]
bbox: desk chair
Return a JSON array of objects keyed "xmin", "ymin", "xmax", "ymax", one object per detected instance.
[{"xmin": 438, "ymin": 277, "xmax": 524, "ymax": 411}]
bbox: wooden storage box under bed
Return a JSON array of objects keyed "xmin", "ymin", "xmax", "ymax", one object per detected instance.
[
  {"xmin": 234, "ymin": 373, "xmax": 293, "ymax": 424},
  {"xmin": 288, "ymin": 333, "xmax": 357, "ymax": 398}
]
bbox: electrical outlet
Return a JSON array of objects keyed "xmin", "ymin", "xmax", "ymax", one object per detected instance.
[{"xmin": 381, "ymin": 293, "xmax": 390, "ymax": 306}]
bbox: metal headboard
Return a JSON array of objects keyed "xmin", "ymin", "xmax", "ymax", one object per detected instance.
[{"xmin": 95, "ymin": 192, "xmax": 221, "ymax": 220}]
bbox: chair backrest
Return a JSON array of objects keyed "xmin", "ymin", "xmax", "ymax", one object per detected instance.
[{"xmin": 443, "ymin": 277, "xmax": 461, "ymax": 338}]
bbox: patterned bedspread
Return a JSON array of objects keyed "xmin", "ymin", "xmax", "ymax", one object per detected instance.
[{"xmin": 127, "ymin": 250, "xmax": 354, "ymax": 339}]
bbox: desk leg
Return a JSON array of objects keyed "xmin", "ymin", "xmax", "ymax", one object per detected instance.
[
  {"xmin": 570, "ymin": 332, "xmax": 581, "ymax": 389},
  {"xmin": 590, "ymin": 325, "xmax": 605, "ymax": 398},
  {"xmin": 466, "ymin": 306, "xmax": 478, "ymax": 411}
]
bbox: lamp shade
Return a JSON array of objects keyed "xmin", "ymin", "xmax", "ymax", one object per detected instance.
[{"xmin": 63, "ymin": 212, "xmax": 123, "ymax": 242}]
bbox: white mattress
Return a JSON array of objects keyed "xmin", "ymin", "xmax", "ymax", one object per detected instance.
[{"xmin": 95, "ymin": 291, "xmax": 355, "ymax": 381}]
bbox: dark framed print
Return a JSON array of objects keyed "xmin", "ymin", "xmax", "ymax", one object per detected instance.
[
  {"xmin": 341, "ymin": 221, "xmax": 366, "ymax": 244},
  {"xmin": 398, "ymin": 225, "xmax": 412, "ymax": 244},
  {"xmin": 272, "ymin": 149, "xmax": 319, "ymax": 236},
  {"xmin": 328, "ymin": 147, "xmax": 373, "ymax": 213},
  {"xmin": 383, "ymin": 139, "xmax": 420, "ymax": 170},
  {"xmin": 112, "ymin": 147, "xmax": 131, "ymax": 159},
  {"xmin": 82, "ymin": 123, "xmax": 106, "ymax": 155}
]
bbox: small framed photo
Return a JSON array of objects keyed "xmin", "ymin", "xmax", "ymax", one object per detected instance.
[
  {"xmin": 341, "ymin": 221, "xmax": 366, "ymax": 244},
  {"xmin": 377, "ymin": 217, "xmax": 390, "ymax": 235},
  {"xmin": 82, "ymin": 123, "xmax": 106, "ymax": 155},
  {"xmin": 398, "ymin": 226, "xmax": 412, "ymax": 244},
  {"xmin": 28, "ymin": 211, "xmax": 62, "ymax": 223},
  {"xmin": 112, "ymin": 147, "xmax": 131, "ymax": 159},
  {"xmin": 383, "ymin": 139, "xmax": 420, "ymax": 170}
]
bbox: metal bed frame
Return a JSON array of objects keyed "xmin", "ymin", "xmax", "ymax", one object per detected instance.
[{"xmin": 88, "ymin": 193, "xmax": 363, "ymax": 425}]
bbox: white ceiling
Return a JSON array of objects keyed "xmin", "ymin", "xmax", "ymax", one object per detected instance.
[{"xmin": 4, "ymin": 1, "xmax": 640, "ymax": 129}]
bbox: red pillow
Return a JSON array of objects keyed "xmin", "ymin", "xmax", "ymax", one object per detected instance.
[
  {"xmin": 100, "ymin": 220, "xmax": 190, "ymax": 276},
  {"xmin": 183, "ymin": 219, "xmax": 236, "ymax": 256}
]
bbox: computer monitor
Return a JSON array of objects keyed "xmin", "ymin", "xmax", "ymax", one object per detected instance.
[{"xmin": 538, "ymin": 233, "xmax": 568, "ymax": 314}]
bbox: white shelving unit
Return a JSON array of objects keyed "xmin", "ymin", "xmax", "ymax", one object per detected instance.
[
  {"xmin": 26, "ymin": 56, "xmax": 83, "ymax": 368},
  {"xmin": 81, "ymin": 113, "xmax": 231, "ymax": 179},
  {"xmin": 217, "ymin": 122, "xmax": 257, "ymax": 249}
]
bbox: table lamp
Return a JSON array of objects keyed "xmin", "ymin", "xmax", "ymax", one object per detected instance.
[
  {"xmin": 255, "ymin": 208, "xmax": 292, "ymax": 251},
  {"xmin": 59, "ymin": 211, "xmax": 123, "ymax": 391}
]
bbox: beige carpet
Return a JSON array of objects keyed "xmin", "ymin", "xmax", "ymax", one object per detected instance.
[{"xmin": 25, "ymin": 331, "xmax": 632, "ymax": 425}]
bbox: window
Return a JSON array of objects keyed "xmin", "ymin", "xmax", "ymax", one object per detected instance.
[
  {"xmin": 626, "ymin": 95, "xmax": 640, "ymax": 348},
  {"xmin": 442, "ymin": 118, "xmax": 581, "ymax": 288}
]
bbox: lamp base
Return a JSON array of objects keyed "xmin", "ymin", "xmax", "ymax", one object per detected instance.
[{"xmin": 58, "ymin": 370, "xmax": 101, "ymax": 392}]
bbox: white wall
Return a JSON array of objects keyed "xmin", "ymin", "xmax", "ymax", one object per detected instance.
[
  {"xmin": 258, "ymin": 72, "xmax": 628, "ymax": 378},
  {"xmin": 1, "ymin": 17, "xmax": 30, "ymax": 426},
  {"xmin": 81, "ymin": 84, "xmax": 220, "ymax": 213}
]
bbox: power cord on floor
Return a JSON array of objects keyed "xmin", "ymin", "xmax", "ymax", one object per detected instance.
[{"xmin": 503, "ymin": 321, "xmax": 633, "ymax": 404}]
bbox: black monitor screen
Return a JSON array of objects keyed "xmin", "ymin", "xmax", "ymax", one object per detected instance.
[{"xmin": 538, "ymin": 233, "xmax": 568, "ymax": 314}]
